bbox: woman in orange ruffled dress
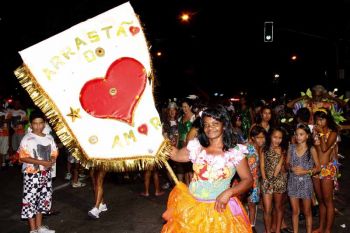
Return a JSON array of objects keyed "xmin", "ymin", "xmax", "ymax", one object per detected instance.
[{"xmin": 162, "ymin": 105, "xmax": 253, "ymax": 233}]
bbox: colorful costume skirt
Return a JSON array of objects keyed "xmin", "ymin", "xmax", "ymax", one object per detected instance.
[{"xmin": 161, "ymin": 182, "xmax": 252, "ymax": 233}]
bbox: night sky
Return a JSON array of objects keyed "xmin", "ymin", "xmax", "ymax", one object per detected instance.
[{"xmin": 1, "ymin": 0, "xmax": 350, "ymax": 103}]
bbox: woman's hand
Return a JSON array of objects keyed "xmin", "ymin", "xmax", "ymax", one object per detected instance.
[
  {"xmin": 291, "ymin": 166, "xmax": 306, "ymax": 176},
  {"xmin": 215, "ymin": 189, "xmax": 232, "ymax": 213},
  {"xmin": 313, "ymin": 125, "xmax": 323, "ymax": 134},
  {"xmin": 273, "ymin": 164, "xmax": 282, "ymax": 177},
  {"xmin": 313, "ymin": 134, "xmax": 321, "ymax": 146},
  {"xmin": 169, "ymin": 146, "xmax": 178, "ymax": 160},
  {"xmin": 42, "ymin": 160, "xmax": 54, "ymax": 168}
]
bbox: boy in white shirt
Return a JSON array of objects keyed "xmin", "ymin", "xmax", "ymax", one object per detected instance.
[{"xmin": 18, "ymin": 110, "xmax": 58, "ymax": 233}]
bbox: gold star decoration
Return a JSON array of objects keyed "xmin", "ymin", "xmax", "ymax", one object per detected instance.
[{"xmin": 67, "ymin": 107, "xmax": 81, "ymax": 122}]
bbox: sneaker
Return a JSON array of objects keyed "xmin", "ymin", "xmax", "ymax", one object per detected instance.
[
  {"xmin": 88, "ymin": 207, "xmax": 100, "ymax": 219},
  {"xmin": 99, "ymin": 203, "xmax": 108, "ymax": 212},
  {"xmin": 72, "ymin": 181, "xmax": 86, "ymax": 188},
  {"xmin": 37, "ymin": 226, "xmax": 55, "ymax": 233},
  {"xmin": 29, "ymin": 230, "xmax": 38, "ymax": 233},
  {"xmin": 64, "ymin": 173, "xmax": 72, "ymax": 180}
]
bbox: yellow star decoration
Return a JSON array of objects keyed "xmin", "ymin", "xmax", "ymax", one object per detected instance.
[{"xmin": 67, "ymin": 107, "xmax": 81, "ymax": 122}]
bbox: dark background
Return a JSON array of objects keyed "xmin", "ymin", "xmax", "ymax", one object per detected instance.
[{"xmin": 1, "ymin": 0, "xmax": 350, "ymax": 103}]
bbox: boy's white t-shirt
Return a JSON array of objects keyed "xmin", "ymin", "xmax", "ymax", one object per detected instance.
[{"xmin": 18, "ymin": 132, "xmax": 58, "ymax": 173}]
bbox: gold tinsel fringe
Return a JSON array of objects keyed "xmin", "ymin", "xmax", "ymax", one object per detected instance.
[{"xmin": 14, "ymin": 65, "xmax": 173, "ymax": 173}]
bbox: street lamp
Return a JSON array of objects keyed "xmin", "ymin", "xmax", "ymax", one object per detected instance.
[{"xmin": 180, "ymin": 12, "xmax": 190, "ymax": 22}]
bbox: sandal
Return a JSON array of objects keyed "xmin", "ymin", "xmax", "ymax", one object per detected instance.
[{"xmin": 155, "ymin": 191, "xmax": 165, "ymax": 196}]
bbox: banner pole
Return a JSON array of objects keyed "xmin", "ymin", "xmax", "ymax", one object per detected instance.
[{"xmin": 162, "ymin": 160, "xmax": 179, "ymax": 185}]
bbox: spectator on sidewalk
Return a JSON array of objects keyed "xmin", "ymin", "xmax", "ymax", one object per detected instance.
[{"xmin": 18, "ymin": 110, "xmax": 58, "ymax": 233}]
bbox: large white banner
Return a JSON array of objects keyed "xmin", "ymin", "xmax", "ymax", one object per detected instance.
[{"xmin": 15, "ymin": 2, "xmax": 168, "ymax": 171}]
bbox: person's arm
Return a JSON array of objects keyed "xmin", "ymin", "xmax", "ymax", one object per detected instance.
[
  {"xmin": 20, "ymin": 157, "xmax": 54, "ymax": 168},
  {"xmin": 286, "ymin": 96, "xmax": 307, "ymax": 109},
  {"xmin": 310, "ymin": 146, "xmax": 321, "ymax": 175},
  {"xmin": 260, "ymin": 150, "xmax": 266, "ymax": 180},
  {"xmin": 215, "ymin": 157, "xmax": 253, "ymax": 212},
  {"xmin": 318, "ymin": 130, "xmax": 337, "ymax": 153},
  {"xmin": 273, "ymin": 152, "xmax": 284, "ymax": 177},
  {"xmin": 285, "ymin": 148, "xmax": 291, "ymax": 171},
  {"xmin": 323, "ymin": 92, "xmax": 347, "ymax": 107},
  {"xmin": 169, "ymin": 146, "xmax": 190, "ymax": 163},
  {"xmin": 185, "ymin": 127, "xmax": 197, "ymax": 146}
]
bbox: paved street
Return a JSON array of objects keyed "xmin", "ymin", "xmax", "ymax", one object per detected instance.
[{"xmin": 1, "ymin": 136, "xmax": 350, "ymax": 233}]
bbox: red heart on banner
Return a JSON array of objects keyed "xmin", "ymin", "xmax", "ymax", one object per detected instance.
[
  {"xmin": 79, "ymin": 57, "xmax": 147, "ymax": 125},
  {"xmin": 138, "ymin": 124, "xmax": 148, "ymax": 135},
  {"xmin": 129, "ymin": 26, "xmax": 140, "ymax": 36}
]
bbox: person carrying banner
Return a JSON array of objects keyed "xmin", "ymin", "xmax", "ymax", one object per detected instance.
[
  {"xmin": 162, "ymin": 105, "xmax": 253, "ymax": 233},
  {"xmin": 88, "ymin": 169, "xmax": 108, "ymax": 219}
]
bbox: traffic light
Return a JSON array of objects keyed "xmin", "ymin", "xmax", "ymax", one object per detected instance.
[{"xmin": 264, "ymin": 21, "xmax": 274, "ymax": 42}]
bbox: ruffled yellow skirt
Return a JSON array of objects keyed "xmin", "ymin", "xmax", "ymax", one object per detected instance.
[{"xmin": 161, "ymin": 182, "xmax": 252, "ymax": 233}]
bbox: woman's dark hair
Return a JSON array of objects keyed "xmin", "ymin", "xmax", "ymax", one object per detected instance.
[
  {"xmin": 256, "ymin": 105, "xmax": 275, "ymax": 128},
  {"xmin": 296, "ymin": 107, "xmax": 311, "ymax": 124},
  {"xmin": 191, "ymin": 116, "xmax": 201, "ymax": 129},
  {"xmin": 197, "ymin": 105, "xmax": 236, "ymax": 151},
  {"xmin": 264, "ymin": 126, "xmax": 289, "ymax": 154},
  {"xmin": 250, "ymin": 125, "xmax": 266, "ymax": 138},
  {"xmin": 232, "ymin": 113, "xmax": 242, "ymax": 128},
  {"xmin": 313, "ymin": 108, "xmax": 338, "ymax": 132},
  {"xmin": 295, "ymin": 123, "xmax": 313, "ymax": 160},
  {"xmin": 179, "ymin": 97, "xmax": 194, "ymax": 108}
]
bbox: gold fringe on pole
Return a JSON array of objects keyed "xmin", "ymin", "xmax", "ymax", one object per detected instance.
[{"xmin": 14, "ymin": 65, "xmax": 173, "ymax": 172}]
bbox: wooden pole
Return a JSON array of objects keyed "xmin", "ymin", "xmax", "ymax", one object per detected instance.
[{"xmin": 163, "ymin": 159, "xmax": 179, "ymax": 185}]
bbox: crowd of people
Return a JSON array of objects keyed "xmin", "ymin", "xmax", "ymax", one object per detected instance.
[
  {"xmin": 159, "ymin": 84, "xmax": 347, "ymax": 233},
  {"xmin": 1, "ymin": 83, "xmax": 348, "ymax": 233}
]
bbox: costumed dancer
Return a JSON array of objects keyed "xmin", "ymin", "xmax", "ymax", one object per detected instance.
[
  {"xmin": 287, "ymin": 84, "xmax": 347, "ymax": 124},
  {"xmin": 162, "ymin": 105, "xmax": 253, "ymax": 233},
  {"xmin": 245, "ymin": 125, "xmax": 266, "ymax": 232},
  {"xmin": 312, "ymin": 108, "xmax": 339, "ymax": 233}
]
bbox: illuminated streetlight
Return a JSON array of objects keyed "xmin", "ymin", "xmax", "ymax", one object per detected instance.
[
  {"xmin": 291, "ymin": 55, "xmax": 297, "ymax": 61},
  {"xmin": 180, "ymin": 13, "xmax": 190, "ymax": 22},
  {"xmin": 156, "ymin": 51, "xmax": 162, "ymax": 57},
  {"xmin": 274, "ymin": 73, "xmax": 280, "ymax": 78}
]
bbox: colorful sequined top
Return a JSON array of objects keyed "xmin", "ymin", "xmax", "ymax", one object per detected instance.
[
  {"xmin": 187, "ymin": 139, "xmax": 247, "ymax": 200},
  {"xmin": 293, "ymin": 99, "xmax": 340, "ymax": 115},
  {"xmin": 246, "ymin": 144, "xmax": 260, "ymax": 182}
]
